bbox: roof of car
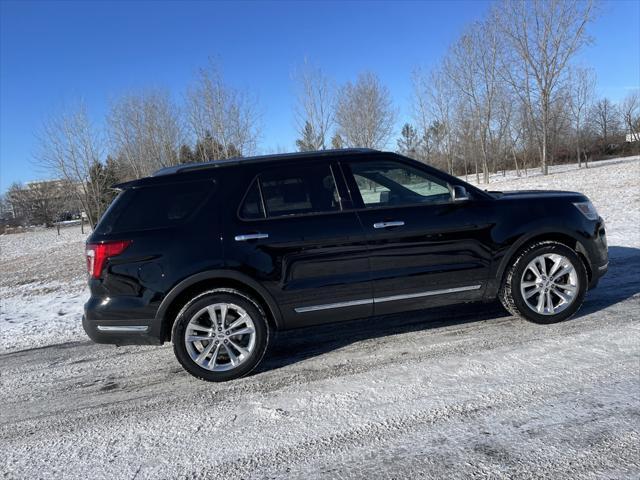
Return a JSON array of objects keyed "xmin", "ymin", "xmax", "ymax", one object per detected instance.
[{"xmin": 151, "ymin": 148, "xmax": 380, "ymax": 177}]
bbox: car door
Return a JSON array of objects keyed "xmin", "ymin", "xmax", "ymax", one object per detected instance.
[
  {"xmin": 341, "ymin": 156, "xmax": 493, "ymax": 316},
  {"xmin": 223, "ymin": 160, "xmax": 373, "ymax": 329}
]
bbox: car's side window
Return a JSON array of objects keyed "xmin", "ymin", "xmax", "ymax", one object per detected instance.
[
  {"xmin": 348, "ymin": 160, "xmax": 451, "ymax": 208},
  {"xmin": 239, "ymin": 164, "xmax": 341, "ymax": 219},
  {"xmin": 239, "ymin": 179, "xmax": 265, "ymax": 219}
]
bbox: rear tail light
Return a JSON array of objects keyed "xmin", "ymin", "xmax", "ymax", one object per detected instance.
[{"xmin": 85, "ymin": 240, "xmax": 132, "ymax": 278}]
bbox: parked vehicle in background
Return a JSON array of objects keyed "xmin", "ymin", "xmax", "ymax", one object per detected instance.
[{"xmin": 83, "ymin": 149, "xmax": 609, "ymax": 381}]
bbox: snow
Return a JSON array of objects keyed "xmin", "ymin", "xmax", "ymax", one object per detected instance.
[
  {"xmin": 0, "ymin": 156, "xmax": 638, "ymax": 479},
  {"xmin": 0, "ymin": 225, "xmax": 89, "ymax": 352}
]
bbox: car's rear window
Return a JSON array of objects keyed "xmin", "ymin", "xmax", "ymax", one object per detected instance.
[{"xmin": 95, "ymin": 180, "xmax": 214, "ymax": 234}]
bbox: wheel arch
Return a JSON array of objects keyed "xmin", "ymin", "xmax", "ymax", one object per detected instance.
[
  {"xmin": 156, "ymin": 270, "xmax": 283, "ymax": 342},
  {"xmin": 495, "ymin": 229, "xmax": 593, "ymax": 293}
]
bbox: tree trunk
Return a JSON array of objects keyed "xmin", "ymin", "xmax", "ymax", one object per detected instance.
[
  {"xmin": 577, "ymin": 144, "xmax": 581, "ymax": 168},
  {"xmin": 474, "ymin": 157, "xmax": 480, "ymax": 184},
  {"xmin": 464, "ymin": 154, "xmax": 469, "ymax": 182},
  {"xmin": 512, "ymin": 147, "xmax": 520, "ymax": 177},
  {"xmin": 541, "ymin": 121, "xmax": 549, "ymax": 175},
  {"xmin": 480, "ymin": 137, "xmax": 490, "ymax": 184}
]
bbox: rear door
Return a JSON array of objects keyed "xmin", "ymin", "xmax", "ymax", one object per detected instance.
[
  {"xmin": 222, "ymin": 160, "xmax": 373, "ymax": 329},
  {"xmin": 341, "ymin": 156, "xmax": 493, "ymax": 315}
]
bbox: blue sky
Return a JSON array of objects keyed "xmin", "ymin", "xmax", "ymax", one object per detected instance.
[{"xmin": 1, "ymin": 0, "xmax": 638, "ymax": 192}]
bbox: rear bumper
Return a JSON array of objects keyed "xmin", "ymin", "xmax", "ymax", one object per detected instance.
[
  {"xmin": 83, "ymin": 296, "xmax": 163, "ymax": 346},
  {"xmin": 82, "ymin": 316, "xmax": 162, "ymax": 345}
]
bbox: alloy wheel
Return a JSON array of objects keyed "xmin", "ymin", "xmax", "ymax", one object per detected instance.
[
  {"xmin": 520, "ymin": 253, "xmax": 579, "ymax": 316},
  {"xmin": 184, "ymin": 303, "xmax": 257, "ymax": 371}
]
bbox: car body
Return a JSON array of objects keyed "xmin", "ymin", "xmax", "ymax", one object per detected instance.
[{"xmin": 83, "ymin": 149, "xmax": 608, "ymax": 380}]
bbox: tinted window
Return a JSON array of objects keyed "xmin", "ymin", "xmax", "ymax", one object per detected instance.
[
  {"xmin": 96, "ymin": 180, "xmax": 214, "ymax": 234},
  {"xmin": 349, "ymin": 161, "xmax": 451, "ymax": 208},
  {"xmin": 240, "ymin": 179, "xmax": 265, "ymax": 219},
  {"xmin": 240, "ymin": 164, "xmax": 341, "ymax": 219}
]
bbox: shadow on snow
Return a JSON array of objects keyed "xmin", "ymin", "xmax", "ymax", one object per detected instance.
[{"xmin": 257, "ymin": 245, "xmax": 640, "ymax": 375}]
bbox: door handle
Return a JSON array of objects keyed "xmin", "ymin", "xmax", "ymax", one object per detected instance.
[
  {"xmin": 373, "ymin": 221, "xmax": 405, "ymax": 229},
  {"xmin": 234, "ymin": 233, "xmax": 269, "ymax": 241}
]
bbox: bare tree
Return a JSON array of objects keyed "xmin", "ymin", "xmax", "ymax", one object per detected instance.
[
  {"xmin": 621, "ymin": 89, "xmax": 640, "ymax": 140},
  {"xmin": 36, "ymin": 103, "xmax": 107, "ymax": 227},
  {"xmin": 5, "ymin": 183, "xmax": 30, "ymax": 225},
  {"xmin": 591, "ymin": 98, "xmax": 621, "ymax": 146},
  {"xmin": 186, "ymin": 61, "xmax": 260, "ymax": 161},
  {"xmin": 452, "ymin": 101, "xmax": 477, "ymax": 180},
  {"xmin": 496, "ymin": 0, "xmax": 596, "ymax": 174},
  {"xmin": 498, "ymin": 92, "xmax": 523, "ymax": 176},
  {"xmin": 293, "ymin": 59, "xmax": 334, "ymax": 150},
  {"xmin": 335, "ymin": 72, "xmax": 396, "ymax": 149},
  {"xmin": 443, "ymin": 19, "xmax": 502, "ymax": 183},
  {"xmin": 547, "ymin": 86, "xmax": 573, "ymax": 164},
  {"xmin": 412, "ymin": 68, "xmax": 456, "ymax": 172},
  {"xmin": 411, "ymin": 68, "xmax": 434, "ymax": 163},
  {"xmin": 6, "ymin": 181, "xmax": 68, "ymax": 226},
  {"xmin": 0, "ymin": 194, "xmax": 9, "ymax": 220},
  {"xmin": 108, "ymin": 89, "xmax": 184, "ymax": 178},
  {"xmin": 568, "ymin": 67, "xmax": 596, "ymax": 167}
]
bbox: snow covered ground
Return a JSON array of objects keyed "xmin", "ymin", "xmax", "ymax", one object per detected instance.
[
  {"xmin": 0, "ymin": 156, "xmax": 639, "ymax": 479},
  {"xmin": 0, "ymin": 225, "xmax": 89, "ymax": 352}
]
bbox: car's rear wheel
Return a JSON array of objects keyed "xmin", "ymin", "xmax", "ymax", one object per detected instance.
[
  {"xmin": 172, "ymin": 289, "xmax": 270, "ymax": 381},
  {"xmin": 499, "ymin": 241, "xmax": 588, "ymax": 324}
]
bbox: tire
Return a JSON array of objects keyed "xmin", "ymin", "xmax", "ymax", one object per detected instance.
[
  {"xmin": 499, "ymin": 241, "xmax": 588, "ymax": 324},
  {"xmin": 172, "ymin": 288, "xmax": 270, "ymax": 381}
]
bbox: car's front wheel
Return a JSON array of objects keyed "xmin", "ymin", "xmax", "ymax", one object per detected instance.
[
  {"xmin": 500, "ymin": 241, "xmax": 588, "ymax": 324},
  {"xmin": 172, "ymin": 289, "xmax": 270, "ymax": 381}
]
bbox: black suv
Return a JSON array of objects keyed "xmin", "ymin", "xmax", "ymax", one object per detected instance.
[{"xmin": 83, "ymin": 149, "xmax": 608, "ymax": 381}]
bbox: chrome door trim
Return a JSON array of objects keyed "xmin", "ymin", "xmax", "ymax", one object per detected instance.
[
  {"xmin": 374, "ymin": 284, "xmax": 481, "ymax": 304},
  {"xmin": 373, "ymin": 221, "xmax": 405, "ymax": 229},
  {"xmin": 234, "ymin": 233, "xmax": 269, "ymax": 241},
  {"xmin": 294, "ymin": 298, "xmax": 374, "ymax": 313},
  {"xmin": 96, "ymin": 325, "xmax": 149, "ymax": 332},
  {"xmin": 294, "ymin": 284, "xmax": 482, "ymax": 313}
]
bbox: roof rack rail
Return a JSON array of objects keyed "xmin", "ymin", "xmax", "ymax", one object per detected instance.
[{"xmin": 152, "ymin": 148, "xmax": 379, "ymax": 176}]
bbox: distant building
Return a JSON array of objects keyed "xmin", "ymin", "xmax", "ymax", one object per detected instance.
[
  {"xmin": 626, "ymin": 132, "xmax": 640, "ymax": 142},
  {"xmin": 5, "ymin": 178, "xmax": 82, "ymax": 225}
]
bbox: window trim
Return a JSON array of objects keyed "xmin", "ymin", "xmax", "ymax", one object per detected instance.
[
  {"xmin": 328, "ymin": 163, "xmax": 345, "ymax": 211},
  {"xmin": 237, "ymin": 177, "xmax": 267, "ymax": 220},
  {"xmin": 340, "ymin": 158, "xmax": 462, "ymax": 212},
  {"xmin": 256, "ymin": 176, "xmax": 268, "ymax": 218},
  {"xmin": 236, "ymin": 163, "xmax": 345, "ymax": 222}
]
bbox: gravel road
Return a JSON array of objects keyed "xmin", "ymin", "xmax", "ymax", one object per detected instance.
[{"xmin": 1, "ymin": 248, "xmax": 638, "ymax": 479}]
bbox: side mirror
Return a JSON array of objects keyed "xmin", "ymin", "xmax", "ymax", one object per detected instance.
[{"xmin": 452, "ymin": 185, "xmax": 470, "ymax": 202}]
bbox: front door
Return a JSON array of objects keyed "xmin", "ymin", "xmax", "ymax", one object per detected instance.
[
  {"xmin": 223, "ymin": 161, "xmax": 373, "ymax": 328},
  {"xmin": 341, "ymin": 156, "xmax": 493, "ymax": 316}
]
